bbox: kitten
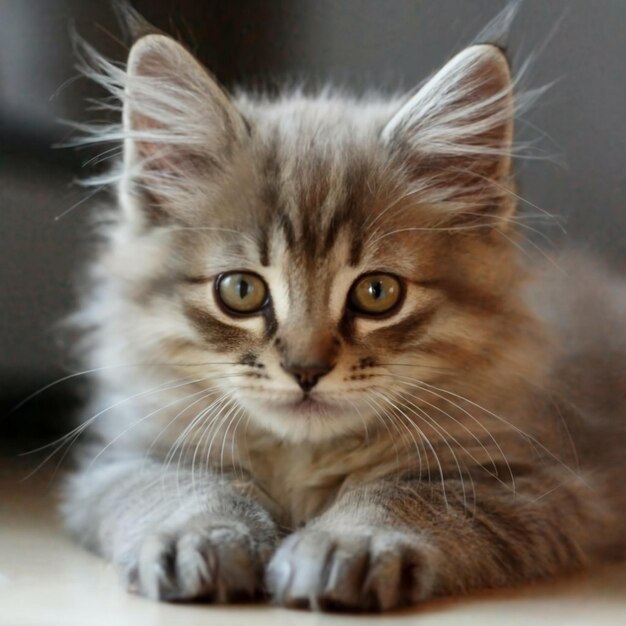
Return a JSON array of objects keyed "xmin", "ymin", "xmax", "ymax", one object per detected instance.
[{"xmin": 62, "ymin": 19, "xmax": 626, "ymax": 612}]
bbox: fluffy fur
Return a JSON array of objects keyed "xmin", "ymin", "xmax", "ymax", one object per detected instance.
[{"xmin": 62, "ymin": 15, "xmax": 625, "ymax": 612}]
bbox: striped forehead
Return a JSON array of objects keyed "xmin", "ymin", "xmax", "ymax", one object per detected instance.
[{"xmin": 257, "ymin": 137, "xmax": 374, "ymax": 269}]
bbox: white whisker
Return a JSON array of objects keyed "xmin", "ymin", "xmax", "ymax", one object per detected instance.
[
  {"xmin": 372, "ymin": 389, "xmax": 449, "ymax": 509},
  {"xmin": 380, "ymin": 373, "xmax": 515, "ymax": 490}
]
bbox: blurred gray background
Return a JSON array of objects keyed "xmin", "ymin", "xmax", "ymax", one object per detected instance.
[{"xmin": 1, "ymin": 0, "xmax": 624, "ymax": 443}]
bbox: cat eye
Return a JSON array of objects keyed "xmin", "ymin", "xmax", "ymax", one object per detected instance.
[
  {"xmin": 348, "ymin": 273, "xmax": 402, "ymax": 316},
  {"xmin": 216, "ymin": 272, "xmax": 269, "ymax": 315}
]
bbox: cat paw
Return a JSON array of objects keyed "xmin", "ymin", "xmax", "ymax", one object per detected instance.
[
  {"xmin": 266, "ymin": 527, "xmax": 438, "ymax": 611},
  {"xmin": 123, "ymin": 517, "xmax": 272, "ymax": 602}
]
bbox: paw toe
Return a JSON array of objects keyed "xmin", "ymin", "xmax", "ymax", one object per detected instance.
[{"xmin": 127, "ymin": 521, "xmax": 267, "ymax": 602}]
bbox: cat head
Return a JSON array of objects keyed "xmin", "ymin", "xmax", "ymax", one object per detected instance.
[{"xmin": 84, "ymin": 34, "xmax": 531, "ymax": 443}]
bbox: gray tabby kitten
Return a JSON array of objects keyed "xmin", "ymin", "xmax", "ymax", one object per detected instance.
[{"xmin": 62, "ymin": 23, "xmax": 625, "ymax": 612}]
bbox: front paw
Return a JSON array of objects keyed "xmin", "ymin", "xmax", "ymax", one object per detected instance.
[
  {"xmin": 122, "ymin": 516, "xmax": 273, "ymax": 602},
  {"xmin": 266, "ymin": 527, "xmax": 438, "ymax": 611}
]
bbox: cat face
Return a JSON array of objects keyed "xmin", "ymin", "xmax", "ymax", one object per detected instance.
[
  {"xmin": 90, "ymin": 35, "xmax": 524, "ymax": 442},
  {"xmin": 174, "ymin": 129, "xmax": 447, "ymax": 441}
]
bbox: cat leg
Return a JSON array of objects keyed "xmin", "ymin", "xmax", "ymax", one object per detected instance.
[
  {"xmin": 267, "ymin": 469, "xmax": 614, "ymax": 611},
  {"xmin": 62, "ymin": 457, "xmax": 277, "ymax": 602}
]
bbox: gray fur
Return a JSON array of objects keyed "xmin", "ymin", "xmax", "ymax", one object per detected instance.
[{"xmin": 62, "ymin": 26, "xmax": 625, "ymax": 612}]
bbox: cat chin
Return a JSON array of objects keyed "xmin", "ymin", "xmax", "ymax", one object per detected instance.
[{"xmin": 237, "ymin": 395, "xmax": 370, "ymax": 443}]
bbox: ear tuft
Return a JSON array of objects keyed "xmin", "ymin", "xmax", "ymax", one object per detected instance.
[
  {"xmin": 112, "ymin": 0, "xmax": 160, "ymax": 41},
  {"xmin": 383, "ymin": 44, "xmax": 515, "ymax": 221}
]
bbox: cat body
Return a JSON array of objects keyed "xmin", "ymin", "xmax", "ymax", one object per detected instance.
[{"xmin": 62, "ymin": 22, "xmax": 625, "ymax": 611}]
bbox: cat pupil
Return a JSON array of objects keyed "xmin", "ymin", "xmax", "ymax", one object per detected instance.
[
  {"xmin": 239, "ymin": 279, "xmax": 249, "ymax": 300},
  {"xmin": 370, "ymin": 281, "xmax": 383, "ymax": 300}
]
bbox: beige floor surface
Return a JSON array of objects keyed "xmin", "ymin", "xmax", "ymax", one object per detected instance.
[{"xmin": 1, "ymin": 459, "xmax": 625, "ymax": 626}]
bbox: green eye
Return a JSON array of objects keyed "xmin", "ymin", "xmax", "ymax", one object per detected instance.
[
  {"xmin": 216, "ymin": 272, "xmax": 268, "ymax": 314},
  {"xmin": 349, "ymin": 274, "xmax": 402, "ymax": 316}
]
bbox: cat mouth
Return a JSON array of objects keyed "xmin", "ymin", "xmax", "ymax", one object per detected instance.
[{"xmin": 262, "ymin": 394, "xmax": 337, "ymax": 418}]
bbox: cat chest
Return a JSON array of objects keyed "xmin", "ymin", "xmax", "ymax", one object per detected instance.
[{"xmin": 239, "ymin": 447, "xmax": 347, "ymax": 529}]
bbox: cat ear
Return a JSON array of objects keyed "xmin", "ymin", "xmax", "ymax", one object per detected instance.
[
  {"xmin": 382, "ymin": 45, "xmax": 514, "ymax": 221},
  {"xmin": 122, "ymin": 35, "xmax": 248, "ymax": 220}
]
